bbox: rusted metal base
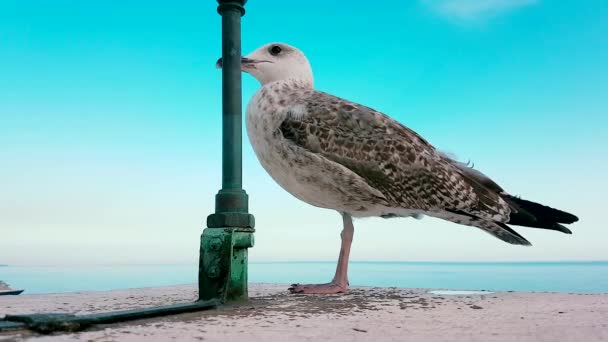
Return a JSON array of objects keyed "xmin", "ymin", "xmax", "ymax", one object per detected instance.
[{"xmin": 198, "ymin": 227, "xmax": 255, "ymax": 302}]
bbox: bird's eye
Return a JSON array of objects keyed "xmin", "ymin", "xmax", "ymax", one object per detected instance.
[{"xmin": 269, "ymin": 45, "xmax": 282, "ymax": 56}]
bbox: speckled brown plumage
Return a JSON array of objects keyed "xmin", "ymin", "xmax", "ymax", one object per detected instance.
[
  {"xmin": 248, "ymin": 83, "xmax": 575, "ymax": 246},
  {"xmin": 282, "ymin": 91, "xmax": 507, "ymax": 203},
  {"xmin": 245, "ymin": 65, "xmax": 577, "ymax": 247}
]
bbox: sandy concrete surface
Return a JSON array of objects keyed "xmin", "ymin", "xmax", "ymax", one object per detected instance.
[{"xmin": 1, "ymin": 283, "xmax": 607, "ymax": 341}]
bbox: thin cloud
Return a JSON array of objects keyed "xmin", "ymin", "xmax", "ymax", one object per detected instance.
[{"xmin": 423, "ymin": 0, "xmax": 539, "ymax": 20}]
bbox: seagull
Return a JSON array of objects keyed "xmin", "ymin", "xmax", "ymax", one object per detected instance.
[{"xmin": 216, "ymin": 42, "xmax": 579, "ymax": 294}]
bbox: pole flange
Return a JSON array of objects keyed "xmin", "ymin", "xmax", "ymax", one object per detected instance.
[
  {"xmin": 207, "ymin": 212, "xmax": 255, "ymax": 228},
  {"xmin": 208, "ymin": 189, "xmax": 255, "ymax": 228}
]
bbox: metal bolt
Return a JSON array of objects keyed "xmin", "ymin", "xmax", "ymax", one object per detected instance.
[{"xmin": 208, "ymin": 265, "xmax": 220, "ymax": 279}]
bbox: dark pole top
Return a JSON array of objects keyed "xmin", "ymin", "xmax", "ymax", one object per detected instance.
[{"xmin": 217, "ymin": 0, "xmax": 247, "ymax": 16}]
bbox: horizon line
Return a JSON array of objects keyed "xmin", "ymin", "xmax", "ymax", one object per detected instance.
[{"xmin": 3, "ymin": 259, "xmax": 607, "ymax": 267}]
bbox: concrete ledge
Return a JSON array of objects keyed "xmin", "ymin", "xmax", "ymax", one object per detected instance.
[{"xmin": 1, "ymin": 283, "xmax": 607, "ymax": 341}]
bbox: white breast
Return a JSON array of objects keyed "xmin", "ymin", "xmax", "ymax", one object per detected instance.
[{"xmin": 245, "ymin": 86, "xmax": 338, "ymax": 208}]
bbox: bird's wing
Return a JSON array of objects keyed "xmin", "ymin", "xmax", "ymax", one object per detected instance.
[{"xmin": 279, "ymin": 90, "xmax": 510, "ymax": 221}]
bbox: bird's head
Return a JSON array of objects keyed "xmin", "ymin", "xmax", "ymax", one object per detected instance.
[{"xmin": 216, "ymin": 42, "xmax": 313, "ymax": 87}]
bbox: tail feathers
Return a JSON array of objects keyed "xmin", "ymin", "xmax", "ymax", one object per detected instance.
[{"xmin": 502, "ymin": 194, "xmax": 578, "ymax": 234}]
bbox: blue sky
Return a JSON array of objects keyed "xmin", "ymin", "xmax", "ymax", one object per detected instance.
[{"xmin": 0, "ymin": 0, "xmax": 606, "ymax": 265}]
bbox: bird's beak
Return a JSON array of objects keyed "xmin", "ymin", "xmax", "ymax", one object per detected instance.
[{"xmin": 215, "ymin": 57, "xmax": 261, "ymax": 71}]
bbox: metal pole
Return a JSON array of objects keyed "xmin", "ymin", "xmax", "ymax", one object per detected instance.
[
  {"xmin": 199, "ymin": 0, "xmax": 255, "ymax": 303},
  {"xmin": 221, "ymin": 2, "xmax": 243, "ymax": 191},
  {"xmin": 207, "ymin": 0, "xmax": 255, "ymax": 228}
]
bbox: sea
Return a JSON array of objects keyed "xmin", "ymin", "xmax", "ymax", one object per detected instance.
[{"xmin": 1, "ymin": 261, "xmax": 607, "ymax": 295}]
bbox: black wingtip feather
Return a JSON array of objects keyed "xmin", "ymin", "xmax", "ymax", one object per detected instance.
[
  {"xmin": 502, "ymin": 194, "xmax": 578, "ymax": 234},
  {"xmin": 496, "ymin": 222, "xmax": 533, "ymax": 246},
  {"xmin": 505, "ymin": 195, "xmax": 578, "ymax": 224},
  {"xmin": 553, "ymin": 223, "xmax": 573, "ymax": 235}
]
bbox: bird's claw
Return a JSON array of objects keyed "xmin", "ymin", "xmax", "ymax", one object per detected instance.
[
  {"xmin": 288, "ymin": 284, "xmax": 303, "ymax": 294},
  {"xmin": 287, "ymin": 282, "xmax": 348, "ymax": 294}
]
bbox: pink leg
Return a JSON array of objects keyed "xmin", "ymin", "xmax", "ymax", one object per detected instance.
[{"xmin": 288, "ymin": 212, "xmax": 354, "ymax": 294}]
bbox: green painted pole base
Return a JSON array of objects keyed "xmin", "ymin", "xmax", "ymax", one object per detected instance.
[{"xmin": 198, "ymin": 227, "xmax": 254, "ymax": 302}]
